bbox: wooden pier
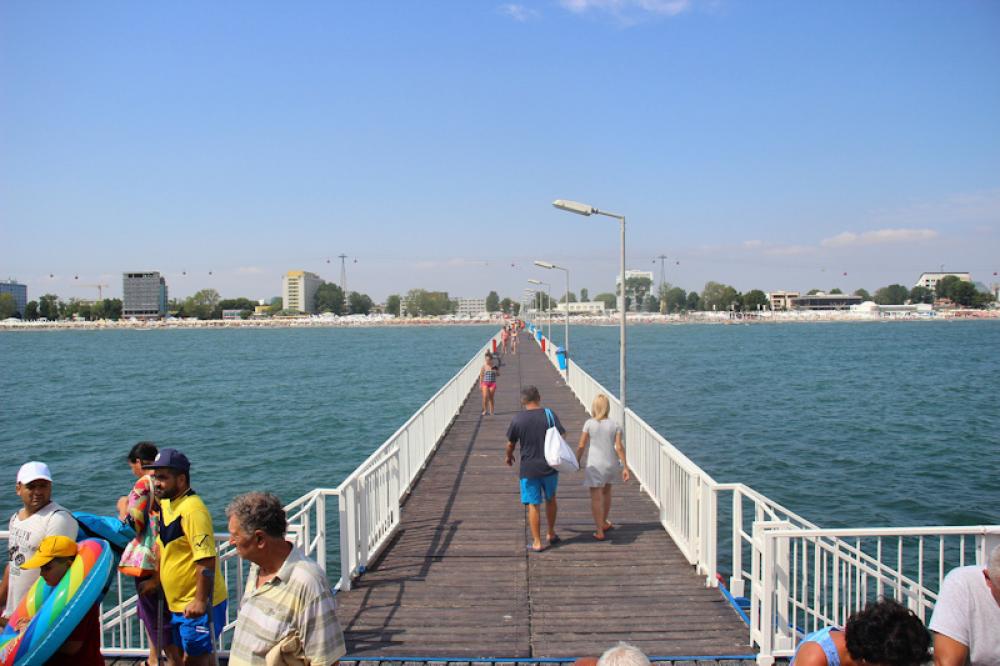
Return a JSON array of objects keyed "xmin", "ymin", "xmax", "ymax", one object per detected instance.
[{"xmin": 334, "ymin": 336, "xmax": 753, "ymax": 661}]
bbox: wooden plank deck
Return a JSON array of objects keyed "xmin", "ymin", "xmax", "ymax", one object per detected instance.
[{"xmin": 334, "ymin": 335, "xmax": 754, "ymax": 661}]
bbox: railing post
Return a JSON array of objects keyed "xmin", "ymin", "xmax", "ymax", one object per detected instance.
[
  {"xmin": 339, "ymin": 487, "xmax": 354, "ymax": 591},
  {"xmin": 731, "ymin": 489, "xmax": 745, "ymax": 597},
  {"xmin": 702, "ymin": 479, "xmax": 718, "ymax": 586},
  {"xmin": 317, "ymin": 491, "xmax": 327, "ymax": 573}
]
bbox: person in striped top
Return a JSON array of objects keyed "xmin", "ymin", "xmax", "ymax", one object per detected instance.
[
  {"xmin": 480, "ymin": 351, "xmax": 499, "ymax": 416},
  {"xmin": 227, "ymin": 492, "xmax": 346, "ymax": 666}
]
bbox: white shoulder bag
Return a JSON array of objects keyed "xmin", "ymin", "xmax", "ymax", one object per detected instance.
[{"xmin": 543, "ymin": 408, "xmax": 579, "ymax": 473}]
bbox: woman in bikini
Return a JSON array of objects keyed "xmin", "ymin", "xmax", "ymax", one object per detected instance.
[{"xmin": 480, "ymin": 351, "xmax": 498, "ymax": 415}]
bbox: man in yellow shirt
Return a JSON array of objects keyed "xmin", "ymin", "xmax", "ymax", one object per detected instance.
[{"xmin": 146, "ymin": 449, "xmax": 227, "ymax": 666}]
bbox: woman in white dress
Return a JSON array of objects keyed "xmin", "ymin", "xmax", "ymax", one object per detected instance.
[{"xmin": 576, "ymin": 393, "xmax": 629, "ymax": 540}]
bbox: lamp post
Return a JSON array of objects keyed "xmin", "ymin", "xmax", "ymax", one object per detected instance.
[
  {"xmin": 535, "ymin": 260, "xmax": 570, "ymax": 381},
  {"xmin": 553, "ymin": 198, "xmax": 627, "ymax": 440},
  {"xmin": 527, "ymin": 279, "xmax": 552, "ymax": 342},
  {"xmin": 523, "ymin": 288, "xmax": 537, "ymax": 324}
]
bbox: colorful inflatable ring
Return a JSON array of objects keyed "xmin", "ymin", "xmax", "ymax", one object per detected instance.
[{"xmin": 0, "ymin": 538, "xmax": 114, "ymax": 666}]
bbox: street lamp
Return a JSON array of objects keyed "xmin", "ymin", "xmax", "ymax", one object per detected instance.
[
  {"xmin": 527, "ymin": 279, "xmax": 552, "ymax": 342},
  {"xmin": 535, "ymin": 259, "xmax": 570, "ymax": 380},
  {"xmin": 553, "ymin": 198, "xmax": 627, "ymax": 441},
  {"xmin": 523, "ymin": 288, "xmax": 537, "ymax": 321}
]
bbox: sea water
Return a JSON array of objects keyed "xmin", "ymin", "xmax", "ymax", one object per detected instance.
[{"xmin": 2, "ymin": 321, "xmax": 997, "ymax": 536}]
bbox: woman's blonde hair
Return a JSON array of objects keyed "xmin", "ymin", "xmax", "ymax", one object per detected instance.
[{"xmin": 591, "ymin": 393, "xmax": 610, "ymax": 420}]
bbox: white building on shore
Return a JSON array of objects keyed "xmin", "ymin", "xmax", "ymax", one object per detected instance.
[
  {"xmin": 282, "ymin": 270, "xmax": 323, "ymax": 313},
  {"xmin": 554, "ymin": 301, "xmax": 607, "ymax": 314},
  {"xmin": 914, "ymin": 271, "xmax": 972, "ymax": 291},
  {"xmin": 455, "ymin": 297, "xmax": 487, "ymax": 317}
]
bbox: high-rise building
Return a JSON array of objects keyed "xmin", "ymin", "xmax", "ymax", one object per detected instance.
[
  {"xmin": 282, "ymin": 271, "xmax": 323, "ymax": 313},
  {"xmin": 0, "ymin": 279, "xmax": 27, "ymax": 317},
  {"xmin": 123, "ymin": 272, "xmax": 168, "ymax": 319}
]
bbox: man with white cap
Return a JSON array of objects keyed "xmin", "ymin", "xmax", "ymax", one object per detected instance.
[{"xmin": 0, "ymin": 461, "xmax": 78, "ymax": 626}]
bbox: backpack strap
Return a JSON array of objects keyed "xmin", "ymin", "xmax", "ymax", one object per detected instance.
[{"xmin": 544, "ymin": 408, "xmax": 554, "ymax": 428}]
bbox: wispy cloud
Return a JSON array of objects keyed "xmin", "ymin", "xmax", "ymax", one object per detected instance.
[
  {"xmin": 559, "ymin": 0, "xmax": 692, "ymax": 22},
  {"xmin": 237, "ymin": 266, "xmax": 265, "ymax": 274},
  {"xmin": 763, "ymin": 244, "xmax": 817, "ymax": 257},
  {"xmin": 821, "ymin": 228, "xmax": 938, "ymax": 248},
  {"xmin": 499, "ymin": 3, "xmax": 540, "ymax": 21}
]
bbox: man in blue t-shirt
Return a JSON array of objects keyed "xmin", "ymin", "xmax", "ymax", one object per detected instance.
[{"xmin": 505, "ymin": 385, "xmax": 565, "ymax": 552}]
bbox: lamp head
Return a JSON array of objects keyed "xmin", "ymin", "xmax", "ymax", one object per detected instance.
[
  {"xmin": 534, "ymin": 260, "xmax": 555, "ymax": 270},
  {"xmin": 528, "ymin": 279, "xmax": 542, "ymax": 285},
  {"xmin": 553, "ymin": 199, "xmax": 594, "ymax": 216}
]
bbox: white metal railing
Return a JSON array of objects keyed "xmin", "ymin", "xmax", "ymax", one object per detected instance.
[
  {"xmin": 751, "ymin": 525, "xmax": 1000, "ymax": 661},
  {"xmin": 1, "ymin": 486, "xmax": 336, "ymax": 658},
  {"xmin": 335, "ymin": 330, "xmax": 502, "ymax": 590},
  {"xmin": 525, "ymin": 319, "xmax": 1000, "ymax": 666}
]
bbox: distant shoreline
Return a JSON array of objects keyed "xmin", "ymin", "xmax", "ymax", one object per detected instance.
[{"xmin": 3, "ymin": 309, "xmax": 998, "ymax": 332}]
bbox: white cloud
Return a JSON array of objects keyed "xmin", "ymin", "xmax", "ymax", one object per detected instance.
[
  {"xmin": 821, "ymin": 228, "xmax": 938, "ymax": 248},
  {"xmin": 499, "ymin": 4, "xmax": 540, "ymax": 21},
  {"xmin": 763, "ymin": 244, "xmax": 816, "ymax": 257},
  {"xmin": 559, "ymin": 0, "xmax": 692, "ymax": 19},
  {"xmin": 742, "ymin": 239, "xmax": 762, "ymax": 249}
]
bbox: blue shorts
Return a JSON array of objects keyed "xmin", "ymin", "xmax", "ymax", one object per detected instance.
[
  {"xmin": 170, "ymin": 601, "xmax": 227, "ymax": 656},
  {"xmin": 520, "ymin": 474, "xmax": 558, "ymax": 505}
]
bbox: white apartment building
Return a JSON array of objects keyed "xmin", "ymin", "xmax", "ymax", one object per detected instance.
[
  {"xmin": 615, "ymin": 269, "xmax": 655, "ymax": 287},
  {"xmin": 554, "ymin": 301, "xmax": 607, "ymax": 314},
  {"xmin": 913, "ymin": 272, "xmax": 972, "ymax": 291},
  {"xmin": 455, "ymin": 297, "xmax": 487, "ymax": 317},
  {"xmin": 767, "ymin": 290, "xmax": 801, "ymax": 310},
  {"xmin": 282, "ymin": 270, "xmax": 323, "ymax": 313}
]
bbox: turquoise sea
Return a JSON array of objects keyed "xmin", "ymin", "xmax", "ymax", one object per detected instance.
[{"xmin": 1, "ymin": 321, "xmax": 997, "ymax": 543}]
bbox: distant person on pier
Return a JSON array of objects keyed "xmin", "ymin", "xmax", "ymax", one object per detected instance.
[
  {"xmin": 480, "ymin": 351, "xmax": 499, "ymax": 416},
  {"xmin": 928, "ymin": 543, "xmax": 1000, "ymax": 666},
  {"xmin": 505, "ymin": 385, "xmax": 565, "ymax": 552},
  {"xmin": 790, "ymin": 597, "xmax": 929, "ymax": 666},
  {"xmin": 0, "ymin": 461, "xmax": 78, "ymax": 627},
  {"xmin": 576, "ymin": 393, "xmax": 629, "ymax": 541},
  {"xmin": 145, "ymin": 448, "xmax": 228, "ymax": 666},
  {"xmin": 510, "ymin": 323, "xmax": 519, "ymax": 354},
  {"xmin": 117, "ymin": 441, "xmax": 180, "ymax": 666},
  {"xmin": 226, "ymin": 492, "xmax": 346, "ymax": 666},
  {"xmin": 501, "ymin": 324, "xmax": 510, "ymax": 354}
]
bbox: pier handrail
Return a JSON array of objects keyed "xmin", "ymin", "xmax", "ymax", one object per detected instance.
[
  {"xmin": 528, "ymin": 322, "xmax": 1000, "ymax": 666},
  {"xmin": 751, "ymin": 524, "xmax": 1000, "ymax": 661},
  {"xmin": 334, "ymin": 330, "xmax": 503, "ymax": 590}
]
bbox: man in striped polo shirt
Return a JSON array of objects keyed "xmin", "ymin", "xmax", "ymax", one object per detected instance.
[{"xmin": 227, "ymin": 492, "xmax": 346, "ymax": 666}]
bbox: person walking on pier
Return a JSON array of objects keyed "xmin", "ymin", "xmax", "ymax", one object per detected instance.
[
  {"xmin": 480, "ymin": 351, "xmax": 499, "ymax": 416},
  {"xmin": 576, "ymin": 393, "xmax": 629, "ymax": 541},
  {"xmin": 501, "ymin": 324, "xmax": 510, "ymax": 354},
  {"xmin": 510, "ymin": 323, "xmax": 519, "ymax": 354},
  {"xmin": 505, "ymin": 385, "xmax": 564, "ymax": 552}
]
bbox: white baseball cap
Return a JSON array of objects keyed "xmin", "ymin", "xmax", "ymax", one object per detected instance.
[{"xmin": 17, "ymin": 461, "xmax": 53, "ymax": 485}]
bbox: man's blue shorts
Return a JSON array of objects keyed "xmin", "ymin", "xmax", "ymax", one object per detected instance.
[
  {"xmin": 169, "ymin": 601, "xmax": 227, "ymax": 656},
  {"xmin": 520, "ymin": 473, "xmax": 558, "ymax": 505}
]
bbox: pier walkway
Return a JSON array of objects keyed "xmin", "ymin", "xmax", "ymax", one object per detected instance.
[{"xmin": 334, "ymin": 337, "xmax": 752, "ymax": 660}]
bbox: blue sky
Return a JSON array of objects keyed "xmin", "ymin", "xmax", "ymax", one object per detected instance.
[{"xmin": 3, "ymin": 1, "xmax": 999, "ymax": 302}]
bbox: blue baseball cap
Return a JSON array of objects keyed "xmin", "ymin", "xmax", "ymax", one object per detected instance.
[{"xmin": 142, "ymin": 448, "xmax": 190, "ymax": 473}]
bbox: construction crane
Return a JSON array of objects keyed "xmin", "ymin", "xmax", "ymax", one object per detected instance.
[{"xmin": 81, "ymin": 284, "xmax": 110, "ymax": 301}]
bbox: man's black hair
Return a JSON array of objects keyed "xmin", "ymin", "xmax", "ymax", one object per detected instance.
[
  {"xmin": 845, "ymin": 597, "xmax": 930, "ymax": 666},
  {"xmin": 520, "ymin": 385, "xmax": 541, "ymax": 404}
]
